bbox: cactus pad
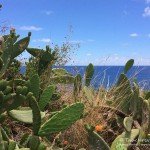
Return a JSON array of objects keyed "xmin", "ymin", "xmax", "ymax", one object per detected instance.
[{"xmin": 38, "ymin": 102, "xmax": 84, "ymax": 135}]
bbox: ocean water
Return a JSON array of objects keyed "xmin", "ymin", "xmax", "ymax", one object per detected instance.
[{"xmin": 21, "ymin": 66, "xmax": 150, "ymax": 90}]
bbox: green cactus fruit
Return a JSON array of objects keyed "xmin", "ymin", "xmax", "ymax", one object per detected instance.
[
  {"xmin": 111, "ymin": 129, "xmax": 139, "ymax": 150},
  {"xmin": 39, "ymin": 85, "xmax": 55, "ymax": 111},
  {"xmin": 3, "ymin": 93, "xmax": 14, "ymax": 103},
  {"xmin": 50, "ymin": 75, "xmax": 74, "ymax": 84},
  {"xmin": 28, "ymin": 32, "xmax": 31, "ymax": 37},
  {"xmin": 85, "ymin": 124, "xmax": 110, "ymax": 150},
  {"xmin": 123, "ymin": 117, "xmax": 133, "ymax": 132},
  {"xmin": 85, "ymin": 63, "xmax": 94, "ymax": 86},
  {"xmin": 145, "ymin": 91, "xmax": 150, "ymax": 100},
  {"xmin": 0, "ymin": 57, "xmax": 3, "ymax": 71},
  {"xmin": 12, "ymin": 35, "xmax": 30, "ymax": 58},
  {"xmin": 16, "ymin": 86, "xmax": 23, "ymax": 95},
  {"xmin": 9, "ymin": 109, "xmax": 45, "ymax": 124},
  {"xmin": 14, "ymin": 79, "xmax": 26, "ymax": 86},
  {"xmin": 74, "ymin": 74, "xmax": 82, "ymax": 100},
  {"xmin": 5, "ymin": 94, "xmax": 26, "ymax": 111},
  {"xmin": 38, "ymin": 102, "xmax": 84, "ymax": 135},
  {"xmin": 3, "ymin": 86, "xmax": 12, "ymax": 95},
  {"xmin": 124, "ymin": 59, "xmax": 134, "ymax": 74},
  {"xmin": 21, "ymin": 86, "xmax": 28, "ymax": 95},
  {"xmin": 0, "ymin": 80, "xmax": 8, "ymax": 91},
  {"xmin": 29, "ymin": 74, "xmax": 40, "ymax": 99},
  {"xmin": 28, "ymin": 135, "xmax": 40, "ymax": 150},
  {"xmin": 28, "ymin": 95, "xmax": 41, "ymax": 135},
  {"xmin": 38, "ymin": 143, "xmax": 46, "ymax": 150},
  {"xmin": 8, "ymin": 140, "xmax": 16, "ymax": 150},
  {"xmin": 51, "ymin": 93, "xmax": 61, "ymax": 101}
]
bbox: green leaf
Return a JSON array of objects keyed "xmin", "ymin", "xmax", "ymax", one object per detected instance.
[
  {"xmin": 38, "ymin": 102, "xmax": 84, "ymax": 135},
  {"xmin": 39, "ymin": 85, "xmax": 55, "ymax": 111}
]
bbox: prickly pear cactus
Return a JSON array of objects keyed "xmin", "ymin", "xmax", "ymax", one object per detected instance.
[
  {"xmin": 138, "ymin": 99, "xmax": 150, "ymax": 143},
  {"xmin": 28, "ymin": 93, "xmax": 41, "ymax": 135},
  {"xmin": 0, "ymin": 30, "xmax": 31, "ymax": 75},
  {"xmin": 111, "ymin": 129, "xmax": 139, "ymax": 150},
  {"xmin": 38, "ymin": 85, "xmax": 55, "ymax": 111},
  {"xmin": 38, "ymin": 102, "xmax": 84, "ymax": 135},
  {"xmin": 85, "ymin": 124, "xmax": 110, "ymax": 150},
  {"xmin": 115, "ymin": 73, "xmax": 132, "ymax": 114},
  {"xmin": 50, "ymin": 75, "xmax": 74, "ymax": 84},
  {"xmin": 124, "ymin": 59, "xmax": 134, "ymax": 74},
  {"xmin": 52, "ymin": 68, "xmax": 71, "ymax": 76},
  {"xmin": 73, "ymin": 74, "xmax": 82, "ymax": 101},
  {"xmin": 85, "ymin": 63, "xmax": 94, "ymax": 86},
  {"xmin": 29, "ymin": 74, "xmax": 40, "ymax": 99},
  {"xmin": 26, "ymin": 46, "xmax": 57, "ymax": 76},
  {"xmin": 8, "ymin": 109, "xmax": 45, "ymax": 124},
  {"xmin": 123, "ymin": 117, "xmax": 133, "ymax": 132}
]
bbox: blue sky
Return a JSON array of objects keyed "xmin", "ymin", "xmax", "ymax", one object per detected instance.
[{"xmin": 0, "ymin": 0, "xmax": 150, "ymax": 65}]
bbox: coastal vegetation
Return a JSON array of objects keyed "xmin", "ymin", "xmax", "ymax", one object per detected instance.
[
  {"xmin": 0, "ymin": 29, "xmax": 149, "ymax": 150},
  {"xmin": 0, "ymin": 3, "xmax": 150, "ymax": 150}
]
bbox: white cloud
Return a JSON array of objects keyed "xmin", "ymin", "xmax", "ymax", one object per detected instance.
[
  {"xmin": 94, "ymin": 54, "xmax": 150, "ymax": 66},
  {"xmin": 87, "ymin": 39, "xmax": 95, "ymax": 42},
  {"xmin": 130, "ymin": 33, "xmax": 138, "ymax": 37},
  {"xmin": 143, "ymin": 7, "xmax": 150, "ymax": 17},
  {"xmin": 42, "ymin": 10, "xmax": 53, "ymax": 15},
  {"xmin": 19, "ymin": 26, "xmax": 43, "ymax": 31},
  {"xmin": 32, "ymin": 38, "xmax": 51, "ymax": 43},
  {"xmin": 86, "ymin": 53, "xmax": 92, "ymax": 56},
  {"xmin": 70, "ymin": 40, "xmax": 85, "ymax": 44},
  {"xmin": 145, "ymin": 0, "xmax": 150, "ymax": 4}
]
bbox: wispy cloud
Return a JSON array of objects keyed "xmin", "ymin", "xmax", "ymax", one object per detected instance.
[
  {"xmin": 41, "ymin": 10, "xmax": 54, "ymax": 15},
  {"xmin": 69, "ymin": 40, "xmax": 85, "ymax": 44},
  {"xmin": 143, "ymin": 7, "xmax": 150, "ymax": 17},
  {"xmin": 145, "ymin": 0, "xmax": 150, "ymax": 4},
  {"xmin": 32, "ymin": 38, "xmax": 51, "ymax": 43},
  {"xmin": 69, "ymin": 39, "xmax": 95, "ymax": 44},
  {"xmin": 87, "ymin": 39, "xmax": 95, "ymax": 42},
  {"xmin": 130, "ymin": 33, "xmax": 138, "ymax": 37},
  {"xmin": 86, "ymin": 53, "xmax": 92, "ymax": 56},
  {"xmin": 19, "ymin": 26, "xmax": 43, "ymax": 31}
]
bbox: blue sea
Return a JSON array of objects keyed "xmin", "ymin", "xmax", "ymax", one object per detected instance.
[{"xmin": 21, "ymin": 66, "xmax": 150, "ymax": 90}]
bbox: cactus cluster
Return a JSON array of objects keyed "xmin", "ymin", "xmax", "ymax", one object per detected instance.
[{"xmin": 0, "ymin": 30, "xmax": 85, "ymax": 150}]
